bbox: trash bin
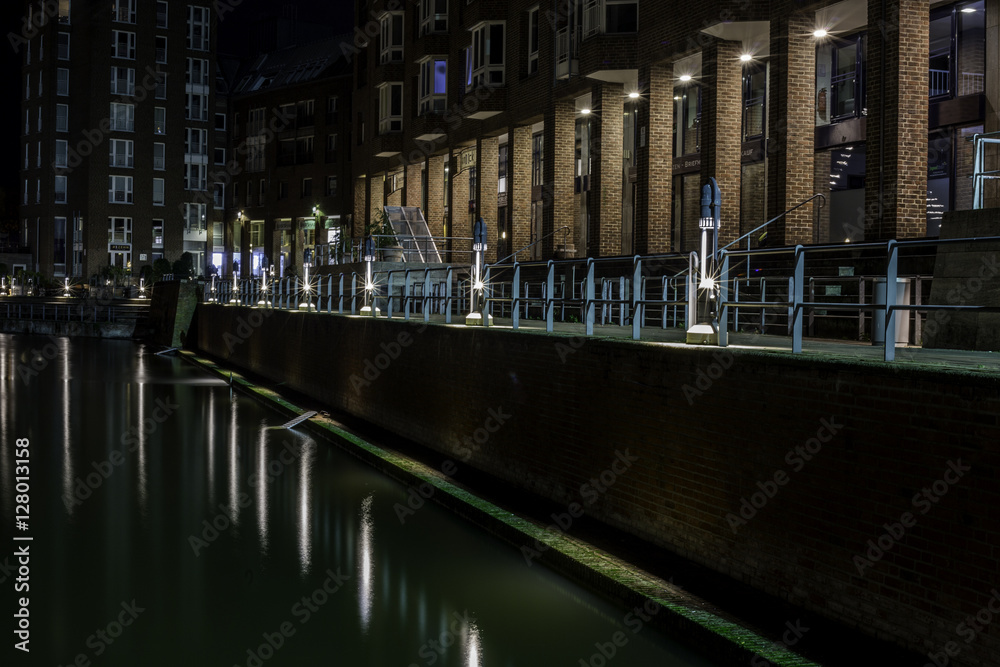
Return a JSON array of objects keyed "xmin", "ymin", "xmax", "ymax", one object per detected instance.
[{"xmin": 872, "ymin": 277, "xmax": 910, "ymax": 345}]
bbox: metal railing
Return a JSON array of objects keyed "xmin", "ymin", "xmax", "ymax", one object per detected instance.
[
  {"xmin": 971, "ymin": 130, "xmax": 1000, "ymax": 209},
  {"xmin": 205, "ymin": 233, "xmax": 1000, "ymax": 363}
]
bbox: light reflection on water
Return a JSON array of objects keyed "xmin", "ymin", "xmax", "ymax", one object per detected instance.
[{"xmin": 0, "ymin": 335, "xmax": 720, "ymax": 667}]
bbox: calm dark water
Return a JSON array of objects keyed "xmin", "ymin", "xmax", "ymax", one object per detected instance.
[{"xmin": 0, "ymin": 334, "xmax": 718, "ymax": 666}]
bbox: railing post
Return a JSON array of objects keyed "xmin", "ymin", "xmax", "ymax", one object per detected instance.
[
  {"xmin": 404, "ymin": 270, "xmax": 412, "ymax": 321},
  {"xmin": 387, "ymin": 271, "xmax": 395, "ymax": 318},
  {"xmin": 719, "ymin": 252, "xmax": 730, "ymax": 347},
  {"xmin": 423, "ymin": 269, "xmax": 431, "ymax": 323},
  {"xmin": 687, "ymin": 252, "xmax": 697, "ymax": 330},
  {"xmin": 339, "ymin": 274, "xmax": 345, "ymax": 314},
  {"xmin": 631, "ymin": 256, "xmax": 642, "ymax": 340},
  {"xmin": 585, "ymin": 259, "xmax": 595, "ymax": 336},
  {"xmin": 546, "ymin": 260, "xmax": 555, "ymax": 333},
  {"xmin": 351, "ymin": 273, "xmax": 357, "ymax": 314},
  {"xmin": 512, "ymin": 262, "xmax": 521, "ymax": 330},
  {"xmin": 792, "ymin": 245, "xmax": 804, "ymax": 354},
  {"xmin": 482, "ymin": 266, "xmax": 492, "ymax": 323},
  {"xmin": 445, "ymin": 267, "xmax": 453, "ymax": 324},
  {"xmin": 884, "ymin": 240, "xmax": 898, "ymax": 362}
]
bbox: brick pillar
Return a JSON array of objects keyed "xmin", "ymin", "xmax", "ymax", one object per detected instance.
[
  {"xmin": 508, "ymin": 125, "xmax": 533, "ymax": 259},
  {"xmin": 767, "ymin": 11, "xmax": 816, "ymax": 245},
  {"xmin": 985, "ymin": 0, "xmax": 1000, "ymax": 207},
  {"xmin": 476, "ymin": 136, "xmax": 499, "ymax": 262},
  {"xmin": 426, "ymin": 155, "xmax": 446, "ymax": 239},
  {"xmin": 386, "ymin": 171, "xmax": 403, "ymax": 207},
  {"xmin": 590, "ymin": 83, "xmax": 625, "ymax": 257},
  {"xmin": 635, "ymin": 63, "xmax": 673, "ymax": 255},
  {"xmin": 865, "ymin": 0, "xmax": 929, "ymax": 240},
  {"xmin": 700, "ymin": 39, "xmax": 743, "ymax": 249},
  {"xmin": 354, "ymin": 176, "xmax": 367, "ymax": 237},
  {"xmin": 404, "ymin": 163, "xmax": 422, "ymax": 208},
  {"xmin": 368, "ymin": 173, "xmax": 384, "ymax": 229},
  {"xmin": 451, "ymin": 150, "xmax": 470, "ymax": 246},
  {"xmin": 543, "ymin": 100, "xmax": 576, "ymax": 258}
]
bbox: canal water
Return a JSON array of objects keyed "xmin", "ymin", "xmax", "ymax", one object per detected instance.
[{"xmin": 0, "ymin": 335, "xmax": 719, "ymax": 666}]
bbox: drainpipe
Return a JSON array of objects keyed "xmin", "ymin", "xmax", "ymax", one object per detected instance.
[{"xmin": 878, "ymin": 0, "xmax": 886, "ymax": 239}]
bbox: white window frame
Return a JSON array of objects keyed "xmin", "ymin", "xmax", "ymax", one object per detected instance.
[
  {"xmin": 187, "ymin": 58, "xmax": 210, "ymax": 86},
  {"xmin": 57, "ymin": 68, "xmax": 69, "ymax": 96},
  {"xmin": 186, "ymin": 92, "xmax": 208, "ymax": 121},
  {"xmin": 109, "ymin": 217, "xmax": 133, "ymax": 244},
  {"xmin": 418, "ymin": 57, "xmax": 447, "ymax": 115},
  {"xmin": 55, "ymin": 177, "xmax": 67, "ymax": 203},
  {"xmin": 112, "ymin": 0, "xmax": 136, "ymax": 24},
  {"xmin": 326, "ymin": 175, "xmax": 338, "ymax": 197},
  {"xmin": 56, "ymin": 104, "xmax": 68, "ymax": 132},
  {"xmin": 108, "ymin": 176, "xmax": 134, "ymax": 204},
  {"xmin": 110, "ymin": 139, "xmax": 134, "ymax": 168},
  {"xmin": 187, "ymin": 6, "xmax": 210, "ymax": 52},
  {"xmin": 469, "ymin": 22, "xmax": 506, "ymax": 89},
  {"xmin": 155, "ymin": 107, "xmax": 167, "ymax": 134},
  {"xmin": 420, "ymin": 0, "xmax": 448, "ymax": 35},
  {"xmin": 184, "ymin": 163, "xmax": 207, "ymax": 191},
  {"xmin": 528, "ymin": 7, "xmax": 540, "ymax": 75},
  {"xmin": 379, "ymin": 12, "xmax": 404, "ymax": 64},
  {"xmin": 378, "ymin": 82, "xmax": 403, "ymax": 133},
  {"xmin": 57, "ymin": 33, "xmax": 70, "ymax": 60},
  {"xmin": 156, "ymin": 1, "xmax": 169, "ymax": 28},
  {"xmin": 185, "ymin": 128, "xmax": 208, "ymax": 158},
  {"xmin": 184, "ymin": 203, "xmax": 206, "ymax": 231},
  {"xmin": 153, "ymin": 142, "xmax": 166, "ymax": 170},
  {"xmin": 112, "ymin": 30, "xmax": 136, "ymax": 59},
  {"xmin": 155, "ymin": 72, "xmax": 168, "ymax": 99},
  {"xmin": 111, "ymin": 66, "xmax": 135, "ymax": 95},
  {"xmin": 156, "ymin": 36, "xmax": 168, "ymax": 64},
  {"xmin": 110, "ymin": 103, "xmax": 135, "ymax": 131},
  {"xmin": 153, "ymin": 178, "xmax": 165, "ymax": 205}
]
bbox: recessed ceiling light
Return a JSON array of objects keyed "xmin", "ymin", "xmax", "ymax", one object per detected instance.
[
  {"xmin": 581, "ymin": 108, "xmax": 591, "ymax": 115},
  {"xmin": 628, "ymin": 91, "xmax": 640, "ymax": 99},
  {"xmin": 813, "ymin": 28, "xmax": 828, "ymax": 37},
  {"xmin": 740, "ymin": 53, "xmax": 753, "ymax": 62},
  {"xmin": 961, "ymin": 6, "xmax": 976, "ymax": 11},
  {"xmin": 679, "ymin": 74, "xmax": 692, "ymax": 82}
]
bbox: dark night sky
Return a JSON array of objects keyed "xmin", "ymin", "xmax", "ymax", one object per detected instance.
[{"xmin": 1, "ymin": 0, "xmax": 355, "ymax": 216}]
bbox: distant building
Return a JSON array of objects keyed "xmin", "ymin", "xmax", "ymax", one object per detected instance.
[
  {"xmin": 350, "ymin": 0, "xmax": 996, "ymax": 263},
  {"xmin": 18, "ymin": 0, "xmax": 220, "ymax": 279},
  {"xmin": 225, "ymin": 36, "xmax": 354, "ymax": 278}
]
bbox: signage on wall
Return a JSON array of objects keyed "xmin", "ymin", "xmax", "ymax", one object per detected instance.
[
  {"xmin": 275, "ymin": 219, "xmax": 292, "ymax": 231},
  {"xmin": 109, "ymin": 244, "xmax": 130, "ymax": 251},
  {"xmin": 302, "ymin": 219, "xmax": 316, "ymax": 230},
  {"xmin": 458, "ymin": 148, "xmax": 477, "ymax": 174},
  {"xmin": 498, "ymin": 192, "xmax": 507, "ymax": 208}
]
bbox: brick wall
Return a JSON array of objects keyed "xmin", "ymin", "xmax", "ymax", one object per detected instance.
[
  {"xmin": 591, "ymin": 83, "xmax": 625, "ymax": 257},
  {"xmin": 426, "ymin": 155, "xmax": 446, "ymax": 239},
  {"xmin": 635, "ymin": 64, "xmax": 673, "ymax": 255},
  {"xmin": 543, "ymin": 100, "xmax": 576, "ymax": 257},
  {"xmin": 509, "ymin": 125, "xmax": 533, "ymax": 256},
  {"xmin": 197, "ymin": 305, "xmax": 1000, "ymax": 667},
  {"xmin": 477, "ymin": 136, "xmax": 500, "ymax": 263},
  {"xmin": 700, "ymin": 39, "xmax": 743, "ymax": 249}
]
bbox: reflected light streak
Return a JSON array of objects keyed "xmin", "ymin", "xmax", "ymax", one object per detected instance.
[
  {"xmin": 466, "ymin": 622, "xmax": 482, "ymax": 667},
  {"xmin": 61, "ymin": 339, "xmax": 74, "ymax": 516},
  {"xmin": 298, "ymin": 440, "xmax": 314, "ymax": 576},
  {"xmin": 136, "ymin": 352, "xmax": 148, "ymax": 513},
  {"xmin": 207, "ymin": 390, "xmax": 216, "ymax": 506},
  {"xmin": 358, "ymin": 494, "xmax": 374, "ymax": 633},
  {"xmin": 257, "ymin": 422, "xmax": 269, "ymax": 554},
  {"xmin": 228, "ymin": 398, "xmax": 240, "ymax": 527}
]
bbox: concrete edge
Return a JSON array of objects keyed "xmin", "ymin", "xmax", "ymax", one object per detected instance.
[{"xmin": 180, "ymin": 349, "xmax": 821, "ymax": 667}]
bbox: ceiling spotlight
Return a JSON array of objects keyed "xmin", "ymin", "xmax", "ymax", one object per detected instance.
[
  {"xmin": 813, "ymin": 28, "xmax": 828, "ymax": 37},
  {"xmin": 628, "ymin": 91, "xmax": 640, "ymax": 99},
  {"xmin": 679, "ymin": 74, "xmax": 692, "ymax": 82},
  {"xmin": 961, "ymin": 6, "xmax": 976, "ymax": 11},
  {"xmin": 740, "ymin": 53, "xmax": 753, "ymax": 62},
  {"xmin": 581, "ymin": 108, "xmax": 591, "ymax": 115}
]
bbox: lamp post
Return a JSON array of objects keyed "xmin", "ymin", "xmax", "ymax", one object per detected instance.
[
  {"xmin": 466, "ymin": 217, "xmax": 492, "ymax": 326},
  {"xmin": 360, "ymin": 234, "xmax": 379, "ymax": 316},
  {"xmin": 687, "ymin": 177, "xmax": 721, "ymax": 344},
  {"xmin": 230, "ymin": 263, "xmax": 240, "ymax": 304},
  {"xmin": 209, "ymin": 274, "xmax": 217, "ymax": 302},
  {"xmin": 258, "ymin": 265, "xmax": 270, "ymax": 306}
]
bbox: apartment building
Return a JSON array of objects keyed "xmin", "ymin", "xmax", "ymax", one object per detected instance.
[
  {"xmin": 18, "ymin": 0, "xmax": 218, "ymax": 279},
  {"xmin": 350, "ymin": 0, "xmax": 995, "ymax": 263},
  {"xmin": 226, "ymin": 36, "xmax": 354, "ymax": 279}
]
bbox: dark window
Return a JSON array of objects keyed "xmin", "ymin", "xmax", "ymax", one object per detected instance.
[{"xmin": 742, "ymin": 64, "xmax": 766, "ymax": 141}]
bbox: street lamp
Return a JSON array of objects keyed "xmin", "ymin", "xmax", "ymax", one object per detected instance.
[
  {"xmin": 360, "ymin": 234, "xmax": 379, "ymax": 317},
  {"xmin": 466, "ymin": 217, "xmax": 492, "ymax": 326},
  {"xmin": 687, "ymin": 177, "xmax": 721, "ymax": 344}
]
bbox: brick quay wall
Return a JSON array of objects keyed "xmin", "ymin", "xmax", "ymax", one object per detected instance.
[{"xmin": 196, "ymin": 304, "xmax": 1000, "ymax": 667}]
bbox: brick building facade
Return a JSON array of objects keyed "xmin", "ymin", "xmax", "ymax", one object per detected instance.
[
  {"xmin": 350, "ymin": 0, "xmax": 997, "ymax": 263},
  {"xmin": 18, "ymin": 0, "xmax": 220, "ymax": 279}
]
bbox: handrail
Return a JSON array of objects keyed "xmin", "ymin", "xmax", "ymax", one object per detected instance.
[
  {"xmin": 494, "ymin": 225, "xmax": 571, "ymax": 265},
  {"xmin": 719, "ymin": 194, "xmax": 827, "ymax": 253}
]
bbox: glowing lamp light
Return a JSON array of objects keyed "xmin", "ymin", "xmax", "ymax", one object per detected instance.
[
  {"xmin": 740, "ymin": 53, "xmax": 753, "ymax": 62},
  {"xmin": 961, "ymin": 6, "xmax": 976, "ymax": 12},
  {"xmin": 813, "ymin": 28, "xmax": 828, "ymax": 37},
  {"xmin": 580, "ymin": 108, "xmax": 591, "ymax": 115},
  {"xmin": 679, "ymin": 74, "xmax": 692, "ymax": 82},
  {"xmin": 628, "ymin": 91, "xmax": 640, "ymax": 99}
]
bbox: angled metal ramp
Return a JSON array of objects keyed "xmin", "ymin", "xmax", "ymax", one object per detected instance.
[
  {"xmin": 384, "ymin": 206, "xmax": 442, "ymax": 262},
  {"xmin": 282, "ymin": 411, "xmax": 317, "ymax": 429}
]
